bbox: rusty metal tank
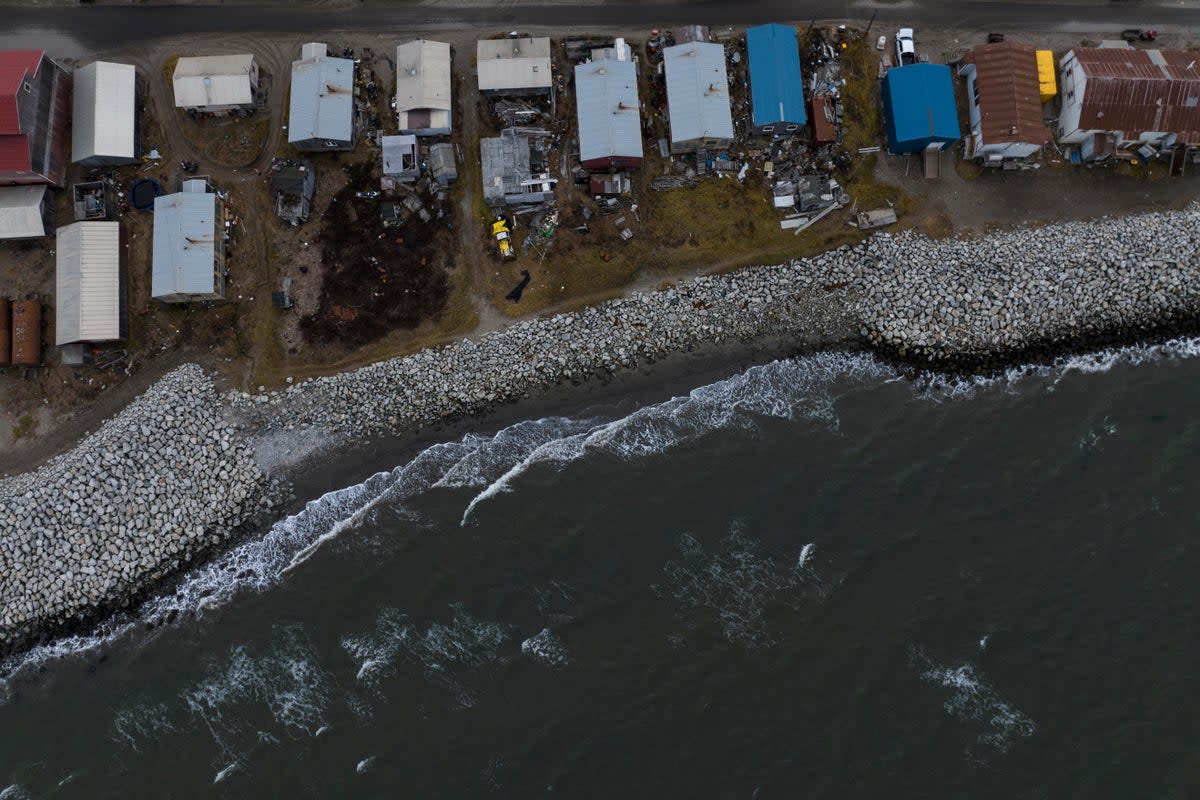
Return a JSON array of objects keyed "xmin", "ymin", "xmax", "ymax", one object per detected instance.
[
  {"xmin": 11, "ymin": 300, "xmax": 41, "ymax": 367},
  {"xmin": 0, "ymin": 298, "xmax": 9, "ymax": 367}
]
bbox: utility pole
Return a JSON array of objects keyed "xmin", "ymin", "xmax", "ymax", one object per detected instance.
[{"xmin": 865, "ymin": 10, "xmax": 878, "ymax": 36}]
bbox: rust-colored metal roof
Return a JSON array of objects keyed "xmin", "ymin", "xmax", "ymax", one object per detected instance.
[
  {"xmin": 963, "ymin": 41, "xmax": 1051, "ymax": 147},
  {"xmin": 1073, "ymin": 48, "xmax": 1200, "ymax": 144},
  {"xmin": 810, "ymin": 94, "xmax": 837, "ymax": 144},
  {"xmin": 0, "ymin": 52, "xmax": 45, "ymax": 134},
  {"xmin": 0, "ymin": 135, "xmax": 31, "ymax": 172}
]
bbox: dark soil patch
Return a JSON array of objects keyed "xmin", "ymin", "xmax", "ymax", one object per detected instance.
[{"xmin": 300, "ymin": 161, "xmax": 454, "ymax": 348}]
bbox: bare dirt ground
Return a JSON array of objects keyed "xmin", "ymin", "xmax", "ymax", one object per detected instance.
[{"xmin": 2, "ymin": 22, "xmax": 1199, "ymax": 474}]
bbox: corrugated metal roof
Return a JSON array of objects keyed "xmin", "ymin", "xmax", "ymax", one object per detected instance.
[
  {"xmin": 882, "ymin": 63, "xmax": 960, "ymax": 152},
  {"xmin": 172, "ymin": 54, "xmax": 256, "ymax": 108},
  {"xmin": 72, "ymin": 61, "xmax": 137, "ymax": 163},
  {"xmin": 1071, "ymin": 48, "xmax": 1200, "ymax": 144},
  {"xmin": 746, "ymin": 24, "xmax": 806, "ymax": 127},
  {"xmin": 0, "ymin": 52, "xmax": 43, "ymax": 134},
  {"xmin": 152, "ymin": 190, "xmax": 219, "ymax": 299},
  {"xmin": 55, "ymin": 221, "xmax": 121, "ymax": 344},
  {"xmin": 395, "ymin": 40, "xmax": 452, "ymax": 129},
  {"xmin": 963, "ymin": 41, "xmax": 1050, "ymax": 147},
  {"xmin": 288, "ymin": 45, "xmax": 354, "ymax": 144},
  {"xmin": 574, "ymin": 59, "xmax": 643, "ymax": 164},
  {"xmin": 663, "ymin": 42, "xmax": 734, "ymax": 145},
  {"xmin": 476, "ymin": 37, "xmax": 552, "ymax": 92},
  {"xmin": 0, "ymin": 135, "xmax": 30, "ymax": 173},
  {"xmin": 0, "ymin": 184, "xmax": 46, "ymax": 238}
]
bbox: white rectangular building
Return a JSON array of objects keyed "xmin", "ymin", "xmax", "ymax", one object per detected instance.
[
  {"xmin": 172, "ymin": 54, "xmax": 259, "ymax": 113},
  {"xmin": 151, "ymin": 180, "xmax": 226, "ymax": 303},
  {"xmin": 0, "ymin": 185, "xmax": 51, "ymax": 239},
  {"xmin": 477, "ymin": 37, "xmax": 552, "ymax": 96},
  {"xmin": 55, "ymin": 221, "xmax": 123, "ymax": 345},
  {"xmin": 72, "ymin": 61, "xmax": 138, "ymax": 167},
  {"xmin": 395, "ymin": 40, "xmax": 452, "ymax": 136},
  {"xmin": 288, "ymin": 43, "xmax": 355, "ymax": 151},
  {"xmin": 663, "ymin": 42, "xmax": 734, "ymax": 154}
]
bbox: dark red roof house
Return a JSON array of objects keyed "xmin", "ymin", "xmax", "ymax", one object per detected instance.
[{"xmin": 0, "ymin": 50, "xmax": 71, "ymax": 187}]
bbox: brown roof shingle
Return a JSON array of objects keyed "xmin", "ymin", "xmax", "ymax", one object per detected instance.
[
  {"xmin": 964, "ymin": 41, "xmax": 1051, "ymax": 147},
  {"xmin": 1074, "ymin": 48, "xmax": 1200, "ymax": 144}
]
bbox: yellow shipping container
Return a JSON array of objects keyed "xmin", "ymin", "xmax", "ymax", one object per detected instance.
[{"xmin": 1036, "ymin": 49, "xmax": 1057, "ymax": 103}]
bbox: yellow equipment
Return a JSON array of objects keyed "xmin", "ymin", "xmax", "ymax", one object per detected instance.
[
  {"xmin": 1036, "ymin": 50, "xmax": 1057, "ymax": 103},
  {"xmin": 492, "ymin": 217, "xmax": 514, "ymax": 258}
]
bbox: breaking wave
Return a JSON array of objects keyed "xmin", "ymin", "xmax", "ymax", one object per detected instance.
[
  {"xmin": 909, "ymin": 645, "xmax": 1037, "ymax": 756},
  {"xmin": 5, "ymin": 336, "xmax": 1200, "ymax": 687}
]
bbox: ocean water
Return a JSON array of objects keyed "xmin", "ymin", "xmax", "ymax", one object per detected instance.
[{"xmin": 3, "ymin": 340, "xmax": 1200, "ymax": 798}]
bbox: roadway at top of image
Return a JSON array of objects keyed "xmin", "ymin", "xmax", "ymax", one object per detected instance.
[{"xmin": 3, "ymin": 0, "xmax": 1199, "ymax": 52}]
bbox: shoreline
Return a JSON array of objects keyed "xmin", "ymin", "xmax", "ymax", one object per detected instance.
[{"xmin": 4, "ymin": 203, "xmax": 1200, "ymax": 664}]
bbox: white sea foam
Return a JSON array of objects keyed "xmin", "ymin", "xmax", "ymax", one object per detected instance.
[
  {"xmin": 460, "ymin": 351, "xmax": 891, "ymax": 524},
  {"xmin": 521, "ymin": 628, "xmax": 569, "ymax": 669},
  {"xmin": 213, "ymin": 762, "xmax": 239, "ymax": 784},
  {"xmin": 356, "ymin": 756, "xmax": 375, "ymax": 774},
  {"xmin": 0, "ymin": 785, "xmax": 31, "ymax": 800},
  {"xmin": 909, "ymin": 646, "xmax": 1036, "ymax": 755},
  {"xmin": 182, "ymin": 624, "xmax": 332, "ymax": 761},
  {"xmin": 1078, "ymin": 416, "xmax": 1119, "ymax": 451},
  {"xmin": 654, "ymin": 526, "xmax": 823, "ymax": 648},
  {"xmin": 111, "ymin": 701, "xmax": 176, "ymax": 752},
  {"xmin": 342, "ymin": 605, "xmax": 511, "ymax": 713}
]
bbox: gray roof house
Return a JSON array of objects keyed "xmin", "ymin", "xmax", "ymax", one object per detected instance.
[
  {"xmin": 382, "ymin": 134, "xmax": 419, "ymax": 181},
  {"xmin": 395, "ymin": 40, "xmax": 452, "ymax": 136},
  {"xmin": 428, "ymin": 142, "xmax": 457, "ymax": 185},
  {"xmin": 480, "ymin": 128, "xmax": 557, "ymax": 206},
  {"xmin": 477, "ymin": 37, "xmax": 552, "ymax": 96},
  {"xmin": 71, "ymin": 61, "xmax": 138, "ymax": 167},
  {"xmin": 575, "ymin": 54, "xmax": 643, "ymax": 171},
  {"xmin": 288, "ymin": 43, "xmax": 355, "ymax": 151},
  {"xmin": 151, "ymin": 179, "xmax": 226, "ymax": 303},
  {"xmin": 663, "ymin": 42, "xmax": 734, "ymax": 154},
  {"xmin": 268, "ymin": 158, "xmax": 315, "ymax": 225}
]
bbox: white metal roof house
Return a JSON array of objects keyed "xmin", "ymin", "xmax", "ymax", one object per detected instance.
[
  {"xmin": 575, "ymin": 49, "xmax": 643, "ymax": 171},
  {"xmin": 395, "ymin": 40, "xmax": 452, "ymax": 136},
  {"xmin": 172, "ymin": 54, "xmax": 259, "ymax": 114},
  {"xmin": 477, "ymin": 37, "xmax": 552, "ymax": 96},
  {"xmin": 0, "ymin": 185, "xmax": 52, "ymax": 239},
  {"xmin": 288, "ymin": 43, "xmax": 354, "ymax": 151},
  {"xmin": 72, "ymin": 61, "xmax": 137, "ymax": 167},
  {"xmin": 55, "ymin": 221, "xmax": 124, "ymax": 345},
  {"xmin": 663, "ymin": 42, "xmax": 734, "ymax": 154},
  {"xmin": 151, "ymin": 180, "xmax": 227, "ymax": 303}
]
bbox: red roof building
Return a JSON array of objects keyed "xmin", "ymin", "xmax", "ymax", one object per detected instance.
[
  {"xmin": 1057, "ymin": 47, "xmax": 1200, "ymax": 149},
  {"xmin": 0, "ymin": 50, "xmax": 71, "ymax": 186}
]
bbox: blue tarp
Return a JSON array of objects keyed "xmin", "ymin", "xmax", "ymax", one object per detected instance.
[
  {"xmin": 746, "ymin": 24, "xmax": 806, "ymax": 129},
  {"xmin": 882, "ymin": 63, "xmax": 959, "ymax": 153}
]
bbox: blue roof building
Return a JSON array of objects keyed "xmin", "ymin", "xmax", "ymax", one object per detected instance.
[
  {"xmin": 746, "ymin": 24, "xmax": 806, "ymax": 135},
  {"xmin": 882, "ymin": 63, "xmax": 960, "ymax": 153}
]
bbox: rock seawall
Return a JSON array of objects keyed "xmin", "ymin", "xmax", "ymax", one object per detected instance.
[
  {"xmin": 4, "ymin": 202, "xmax": 1200, "ymax": 655},
  {"xmin": 0, "ymin": 365, "xmax": 281, "ymax": 654},
  {"xmin": 853, "ymin": 205, "xmax": 1200, "ymax": 367}
]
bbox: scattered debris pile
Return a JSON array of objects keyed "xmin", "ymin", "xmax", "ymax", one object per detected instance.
[{"xmin": 300, "ymin": 161, "xmax": 452, "ymax": 347}]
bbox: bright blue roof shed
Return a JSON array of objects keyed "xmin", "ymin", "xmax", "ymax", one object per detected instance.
[
  {"xmin": 746, "ymin": 24, "xmax": 806, "ymax": 131},
  {"xmin": 882, "ymin": 63, "xmax": 960, "ymax": 153}
]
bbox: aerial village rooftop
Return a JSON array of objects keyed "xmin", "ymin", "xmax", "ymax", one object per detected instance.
[{"xmin": 1, "ymin": 21, "xmax": 1199, "ymax": 461}]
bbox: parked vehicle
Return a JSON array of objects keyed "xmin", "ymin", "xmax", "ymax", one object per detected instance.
[
  {"xmin": 355, "ymin": 190, "xmax": 380, "ymax": 200},
  {"xmin": 895, "ymin": 28, "xmax": 916, "ymax": 66},
  {"xmin": 1121, "ymin": 28, "xmax": 1158, "ymax": 42},
  {"xmin": 876, "ymin": 35, "xmax": 886, "ymax": 51}
]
